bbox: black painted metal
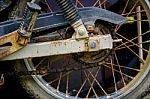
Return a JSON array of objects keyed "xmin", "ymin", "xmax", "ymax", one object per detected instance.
[{"xmin": 54, "ymin": 0, "xmax": 80, "ymax": 24}]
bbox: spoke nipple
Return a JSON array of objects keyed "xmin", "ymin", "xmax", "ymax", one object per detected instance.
[{"xmin": 127, "ymin": 16, "xmax": 135, "ymax": 24}]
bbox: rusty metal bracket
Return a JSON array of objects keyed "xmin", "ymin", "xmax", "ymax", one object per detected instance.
[
  {"xmin": 0, "ymin": 31, "xmax": 26, "ymax": 59},
  {"xmin": 0, "ymin": 2, "xmax": 40, "ymax": 59},
  {"xmin": 1, "ymin": 34, "xmax": 113, "ymax": 61}
]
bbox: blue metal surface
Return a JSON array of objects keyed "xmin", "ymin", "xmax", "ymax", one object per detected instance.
[{"xmin": 0, "ymin": 7, "xmax": 127, "ymax": 36}]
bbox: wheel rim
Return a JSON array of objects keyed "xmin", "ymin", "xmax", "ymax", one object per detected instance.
[{"xmin": 24, "ymin": 0, "xmax": 150, "ymax": 98}]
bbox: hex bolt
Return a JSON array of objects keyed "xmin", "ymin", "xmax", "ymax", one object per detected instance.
[
  {"xmin": 89, "ymin": 41, "xmax": 97, "ymax": 49},
  {"xmin": 78, "ymin": 28, "xmax": 86, "ymax": 36}
]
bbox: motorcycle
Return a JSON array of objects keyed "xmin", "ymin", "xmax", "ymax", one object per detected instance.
[{"xmin": 0, "ymin": 0, "xmax": 150, "ymax": 99}]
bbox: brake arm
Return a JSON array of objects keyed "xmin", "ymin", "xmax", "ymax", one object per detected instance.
[{"xmin": 0, "ymin": 2, "xmax": 41, "ymax": 59}]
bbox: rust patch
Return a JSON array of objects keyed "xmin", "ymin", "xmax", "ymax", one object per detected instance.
[{"xmin": 0, "ymin": 31, "xmax": 26, "ymax": 59}]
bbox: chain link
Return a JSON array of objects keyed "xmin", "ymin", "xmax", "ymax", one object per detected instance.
[
  {"xmin": 18, "ymin": 62, "xmax": 104, "ymax": 76},
  {"xmin": 0, "ymin": 62, "xmax": 104, "ymax": 77}
]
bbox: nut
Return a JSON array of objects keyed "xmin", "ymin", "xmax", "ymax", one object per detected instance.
[
  {"xmin": 88, "ymin": 41, "xmax": 97, "ymax": 48},
  {"xmin": 78, "ymin": 28, "xmax": 86, "ymax": 36}
]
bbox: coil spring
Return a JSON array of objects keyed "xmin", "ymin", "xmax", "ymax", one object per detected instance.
[
  {"xmin": 18, "ymin": 6, "xmax": 29, "ymax": 31},
  {"xmin": 55, "ymin": 0, "xmax": 80, "ymax": 25}
]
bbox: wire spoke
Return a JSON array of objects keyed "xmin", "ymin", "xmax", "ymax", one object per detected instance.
[
  {"xmin": 45, "ymin": 0, "xmax": 53, "ymax": 12},
  {"xmin": 114, "ymin": 51, "xmax": 126, "ymax": 86},
  {"xmin": 75, "ymin": 68, "xmax": 94, "ymax": 97},
  {"xmin": 144, "ymin": 40, "xmax": 150, "ymax": 43},
  {"xmin": 116, "ymin": 41, "xmax": 150, "ymax": 51},
  {"xmin": 121, "ymin": 10, "xmax": 146, "ymax": 16},
  {"xmin": 66, "ymin": 72, "xmax": 70, "ymax": 96},
  {"xmin": 75, "ymin": 0, "xmax": 84, "ymax": 7},
  {"xmin": 93, "ymin": 0, "xmax": 99, "ymax": 7},
  {"xmin": 115, "ymin": 0, "xmax": 130, "ymax": 31},
  {"xmin": 121, "ymin": 41, "xmax": 145, "ymax": 64},
  {"xmin": 102, "ymin": 64, "xmax": 134, "ymax": 79},
  {"xmin": 116, "ymin": 29, "xmax": 150, "ymax": 49},
  {"xmin": 100, "ymin": 0, "xmax": 108, "ymax": 6},
  {"xmin": 87, "ymin": 68, "xmax": 108, "ymax": 95},
  {"xmin": 66, "ymin": 58, "xmax": 71, "ymax": 96},
  {"xmin": 84, "ymin": 68, "xmax": 100, "ymax": 98},
  {"xmin": 57, "ymin": 72, "xmax": 62, "ymax": 92},
  {"xmin": 35, "ymin": 57, "xmax": 47, "ymax": 68},
  {"xmin": 104, "ymin": 62, "xmax": 140, "ymax": 72},
  {"xmin": 115, "ymin": 32, "xmax": 149, "ymax": 53},
  {"xmin": 98, "ymin": 0, "xmax": 102, "ymax": 8},
  {"xmin": 110, "ymin": 58, "xmax": 118, "ymax": 92},
  {"xmin": 121, "ymin": 0, "xmax": 130, "ymax": 14},
  {"xmin": 127, "ymin": 19, "xmax": 150, "ymax": 22},
  {"xmin": 115, "ymin": 0, "xmax": 139, "ymax": 32},
  {"xmin": 48, "ymin": 71, "xmax": 73, "ymax": 84}
]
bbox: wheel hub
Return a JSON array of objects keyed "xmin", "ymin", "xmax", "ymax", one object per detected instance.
[{"xmin": 73, "ymin": 23, "xmax": 113, "ymax": 64}]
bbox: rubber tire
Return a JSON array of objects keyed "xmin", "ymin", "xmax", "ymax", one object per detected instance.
[
  {"xmin": 15, "ymin": 60, "xmax": 55, "ymax": 99},
  {"xmin": 15, "ymin": 57, "xmax": 150, "ymax": 99},
  {"xmin": 14, "ymin": 0, "xmax": 150, "ymax": 98}
]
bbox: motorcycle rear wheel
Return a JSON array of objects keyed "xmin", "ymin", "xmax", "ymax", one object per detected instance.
[{"xmin": 15, "ymin": 0, "xmax": 150, "ymax": 99}]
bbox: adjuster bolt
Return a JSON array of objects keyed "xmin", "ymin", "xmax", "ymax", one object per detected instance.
[
  {"xmin": 78, "ymin": 28, "xmax": 86, "ymax": 36},
  {"xmin": 89, "ymin": 41, "xmax": 97, "ymax": 48}
]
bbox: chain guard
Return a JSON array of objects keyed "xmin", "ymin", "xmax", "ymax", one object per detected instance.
[{"xmin": 0, "ymin": 7, "xmax": 127, "ymax": 37}]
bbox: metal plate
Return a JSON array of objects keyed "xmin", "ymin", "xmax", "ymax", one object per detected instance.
[
  {"xmin": 1, "ymin": 34, "xmax": 113, "ymax": 61},
  {"xmin": 0, "ymin": 7, "xmax": 127, "ymax": 36}
]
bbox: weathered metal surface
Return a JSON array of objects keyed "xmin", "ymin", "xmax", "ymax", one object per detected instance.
[
  {"xmin": 79, "ymin": 7, "xmax": 127, "ymax": 25},
  {"xmin": 0, "ymin": 7, "xmax": 126, "ymax": 60},
  {"xmin": 0, "ymin": 7, "xmax": 127, "ymax": 36},
  {"xmin": 0, "ymin": 31, "xmax": 25, "ymax": 59},
  {"xmin": 0, "ymin": 2, "xmax": 40, "ymax": 59},
  {"xmin": 1, "ymin": 34, "xmax": 113, "ymax": 61},
  {"xmin": 72, "ymin": 19, "xmax": 89, "ymax": 39}
]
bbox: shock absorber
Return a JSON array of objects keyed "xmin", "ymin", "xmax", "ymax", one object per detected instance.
[
  {"xmin": 55, "ymin": 0, "xmax": 88, "ymax": 39},
  {"xmin": 17, "ymin": 2, "xmax": 41, "ymax": 45}
]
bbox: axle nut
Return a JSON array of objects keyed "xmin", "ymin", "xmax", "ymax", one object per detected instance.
[{"xmin": 89, "ymin": 41, "xmax": 97, "ymax": 49}]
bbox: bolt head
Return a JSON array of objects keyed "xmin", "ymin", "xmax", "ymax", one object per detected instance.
[
  {"xmin": 89, "ymin": 41, "xmax": 97, "ymax": 48},
  {"xmin": 78, "ymin": 28, "xmax": 85, "ymax": 36}
]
